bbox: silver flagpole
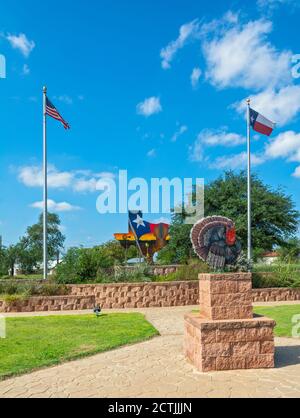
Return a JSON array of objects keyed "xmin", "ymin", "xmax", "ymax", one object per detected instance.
[
  {"xmin": 246, "ymin": 98, "xmax": 252, "ymax": 267},
  {"xmin": 43, "ymin": 86, "xmax": 48, "ymax": 280},
  {"xmin": 128, "ymin": 217, "xmax": 144, "ymax": 264}
]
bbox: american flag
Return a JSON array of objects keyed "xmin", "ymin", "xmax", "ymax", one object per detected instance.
[{"xmin": 46, "ymin": 97, "xmax": 70, "ymax": 130}]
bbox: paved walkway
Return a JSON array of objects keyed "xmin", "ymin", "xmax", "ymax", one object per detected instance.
[{"xmin": 1, "ymin": 305, "xmax": 300, "ymax": 398}]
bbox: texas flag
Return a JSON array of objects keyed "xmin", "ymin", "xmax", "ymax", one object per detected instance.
[
  {"xmin": 129, "ymin": 211, "xmax": 155, "ymax": 239},
  {"xmin": 250, "ymin": 108, "xmax": 276, "ymax": 137}
]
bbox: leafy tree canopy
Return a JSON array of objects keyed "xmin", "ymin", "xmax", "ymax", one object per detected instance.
[
  {"xmin": 22, "ymin": 213, "xmax": 65, "ymax": 262},
  {"xmin": 158, "ymin": 171, "xmax": 299, "ymax": 264},
  {"xmin": 0, "ymin": 213, "xmax": 66, "ymax": 276},
  {"xmin": 56, "ymin": 241, "xmax": 138, "ymax": 283}
]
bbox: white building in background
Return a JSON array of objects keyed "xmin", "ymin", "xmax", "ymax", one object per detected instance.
[
  {"xmin": 13, "ymin": 259, "xmax": 62, "ymax": 277},
  {"xmin": 260, "ymin": 252, "xmax": 280, "ymax": 266}
]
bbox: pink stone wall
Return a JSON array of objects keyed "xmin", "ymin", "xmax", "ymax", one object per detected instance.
[
  {"xmin": 0, "ymin": 295, "xmax": 95, "ymax": 313},
  {"xmin": 252, "ymin": 288, "xmax": 300, "ymax": 302},
  {"xmin": 68, "ymin": 282, "xmax": 199, "ymax": 309},
  {"xmin": 0, "ymin": 281, "xmax": 299, "ymax": 313}
]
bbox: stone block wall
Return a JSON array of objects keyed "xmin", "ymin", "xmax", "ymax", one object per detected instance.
[
  {"xmin": 185, "ymin": 313, "xmax": 276, "ymax": 372},
  {"xmin": 252, "ymin": 288, "xmax": 300, "ymax": 302},
  {"xmin": 69, "ymin": 282, "xmax": 199, "ymax": 309},
  {"xmin": 0, "ymin": 295, "xmax": 95, "ymax": 313},
  {"xmin": 1, "ymin": 281, "xmax": 300, "ymax": 313},
  {"xmin": 69, "ymin": 282, "xmax": 300, "ymax": 308}
]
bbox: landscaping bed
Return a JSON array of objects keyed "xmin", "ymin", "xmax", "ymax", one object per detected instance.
[{"xmin": 0, "ymin": 313, "xmax": 159, "ymax": 380}]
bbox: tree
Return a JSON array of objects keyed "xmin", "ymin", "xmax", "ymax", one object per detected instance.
[
  {"xmin": 278, "ymin": 238, "xmax": 300, "ymax": 263},
  {"xmin": 22, "ymin": 213, "xmax": 65, "ymax": 263},
  {"xmin": 158, "ymin": 221, "xmax": 194, "ymax": 265},
  {"xmin": 17, "ymin": 239, "xmax": 40, "ymax": 274},
  {"xmin": 0, "ymin": 246, "xmax": 8, "ymax": 276},
  {"xmin": 55, "ymin": 241, "xmax": 134, "ymax": 283},
  {"xmin": 158, "ymin": 171, "xmax": 299, "ymax": 264},
  {"xmin": 4, "ymin": 245, "xmax": 20, "ymax": 276},
  {"xmin": 205, "ymin": 171, "xmax": 299, "ymax": 250}
]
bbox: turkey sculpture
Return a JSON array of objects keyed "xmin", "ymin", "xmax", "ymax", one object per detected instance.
[{"xmin": 191, "ymin": 216, "xmax": 241, "ymax": 270}]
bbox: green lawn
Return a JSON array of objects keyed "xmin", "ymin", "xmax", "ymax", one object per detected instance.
[
  {"xmin": 0, "ymin": 313, "xmax": 159, "ymax": 380},
  {"xmin": 254, "ymin": 305, "xmax": 300, "ymax": 338}
]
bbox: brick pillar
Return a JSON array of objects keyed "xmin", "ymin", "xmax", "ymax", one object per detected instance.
[
  {"xmin": 199, "ymin": 273, "xmax": 253, "ymax": 320},
  {"xmin": 184, "ymin": 273, "xmax": 276, "ymax": 372}
]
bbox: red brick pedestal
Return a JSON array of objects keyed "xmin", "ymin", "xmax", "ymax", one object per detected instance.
[{"xmin": 184, "ymin": 273, "xmax": 276, "ymax": 372}]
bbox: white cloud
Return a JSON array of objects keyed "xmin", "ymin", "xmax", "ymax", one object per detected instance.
[
  {"xmin": 6, "ymin": 33, "xmax": 35, "ymax": 57},
  {"xmin": 18, "ymin": 165, "xmax": 73, "ymax": 188},
  {"xmin": 54, "ymin": 95, "xmax": 73, "ymax": 105},
  {"xmin": 203, "ymin": 19, "xmax": 292, "ymax": 91},
  {"xmin": 235, "ymin": 86, "xmax": 300, "ymax": 127},
  {"xmin": 160, "ymin": 19, "xmax": 200, "ymax": 69},
  {"xmin": 152, "ymin": 217, "xmax": 170, "ymax": 225},
  {"xmin": 198, "ymin": 129, "xmax": 245, "ymax": 147},
  {"xmin": 189, "ymin": 138, "xmax": 204, "ymax": 163},
  {"xmin": 73, "ymin": 178, "xmax": 99, "ymax": 193},
  {"xmin": 189, "ymin": 129, "xmax": 245, "ymax": 163},
  {"xmin": 190, "ymin": 67, "xmax": 202, "ymax": 88},
  {"xmin": 31, "ymin": 199, "xmax": 81, "ymax": 212},
  {"xmin": 293, "ymin": 166, "xmax": 300, "ymax": 178},
  {"xmin": 147, "ymin": 149, "xmax": 156, "ymax": 158},
  {"xmin": 265, "ymin": 131, "xmax": 300, "ymax": 162},
  {"xmin": 18, "ymin": 165, "xmax": 115, "ymax": 193},
  {"xmin": 22, "ymin": 64, "xmax": 30, "ymax": 76},
  {"xmin": 257, "ymin": 0, "xmax": 298, "ymax": 11},
  {"xmin": 73, "ymin": 176, "xmax": 113, "ymax": 193},
  {"xmin": 210, "ymin": 152, "xmax": 265, "ymax": 170},
  {"xmin": 171, "ymin": 125, "xmax": 188, "ymax": 142},
  {"xmin": 136, "ymin": 97, "xmax": 162, "ymax": 117}
]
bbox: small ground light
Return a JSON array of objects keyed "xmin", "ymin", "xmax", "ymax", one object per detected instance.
[{"xmin": 93, "ymin": 305, "xmax": 102, "ymax": 317}]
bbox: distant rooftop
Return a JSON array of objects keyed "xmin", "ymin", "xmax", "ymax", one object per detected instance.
[{"xmin": 263, "ymin": 252, "xmax": 279, "ymax": 258}]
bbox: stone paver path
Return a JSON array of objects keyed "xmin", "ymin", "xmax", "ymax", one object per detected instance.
[{"xmin": 1, "ymin": 305, "xmax": 300, "ymax": 398}]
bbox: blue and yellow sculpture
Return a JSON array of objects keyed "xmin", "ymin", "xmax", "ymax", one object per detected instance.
[{"xmin": 114, "ymin": 211, "xmax": 170, "ymax": 262}]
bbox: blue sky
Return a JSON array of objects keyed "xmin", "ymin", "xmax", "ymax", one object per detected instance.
[{"xmin": 1, "ymin": 0, "xmax": 300, "ymax": 249}]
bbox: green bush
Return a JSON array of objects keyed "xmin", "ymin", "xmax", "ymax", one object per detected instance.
[
  {"xmin": 154, "ymin": 260, "xmax": 210, "ymax": 282},
  {"xmin": 97, "ymin": 265, "xmax": 154, "ymax": 284},
  {"xmin": 2, "ymin": 294, "xmax": 28, "ymax": 305},
  {"xmin": 253, "ymin": 263, "xmax": 300, "ymax": 288},
  {"xmin": 55, "ymin": 242, "xmax": 129, "ymax": 284},
  {"xmin": 253, "ymin": 263, "xmax": 300, "ymax": 273},
  {"xmin": 0, "ymin": 282, "xmax": 69, "ymax": 298}
]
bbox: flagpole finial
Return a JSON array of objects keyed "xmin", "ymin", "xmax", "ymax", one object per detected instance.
[
  {"xmin": 246, "ymin": 98, "xmax": 251, "ymax": 105},
  {"xmin": 43, "ymin": 86, "xmax": 47, "ymax": 94}
]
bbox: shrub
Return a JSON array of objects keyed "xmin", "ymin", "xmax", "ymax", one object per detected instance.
[
  {"xmin": 0, "ymin": 282, "xmax": 69, "ymax": 298},
  {"xmin": 99, "ymin": 265, "xmax": 154, "ymax": 284},
  {"xmin": 0, "ymin": 282, "xmax": 23, "ymax": 295},
  {"xmin": 2, "ymin": 294, "xmax": 28, "ymax": 305},
  {"xmin": 252, "ymin": 263, "xmax": 300, "ymax": 288},
  {"xmin": 55, "ymin": 243, "xmax": 129, "ymax": 284},
  {"xmin": 154, "ymin": 260, "xmax": 210, "ymax": 282}
]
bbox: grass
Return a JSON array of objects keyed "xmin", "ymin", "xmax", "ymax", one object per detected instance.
[
  {"xmin": 0, "ymin": 274, "xmax": 44, "ymax": 280},
  {"xmin": 0, "ymin": 313, "xmax": 159, "ymax": 380},
  {"xmin": 253, "ymin": 264, "xmax": 300, "ymax": 273},
  {"xmin": 254, "ymin": 305, "xmax": 300, "ymax": 338}
]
